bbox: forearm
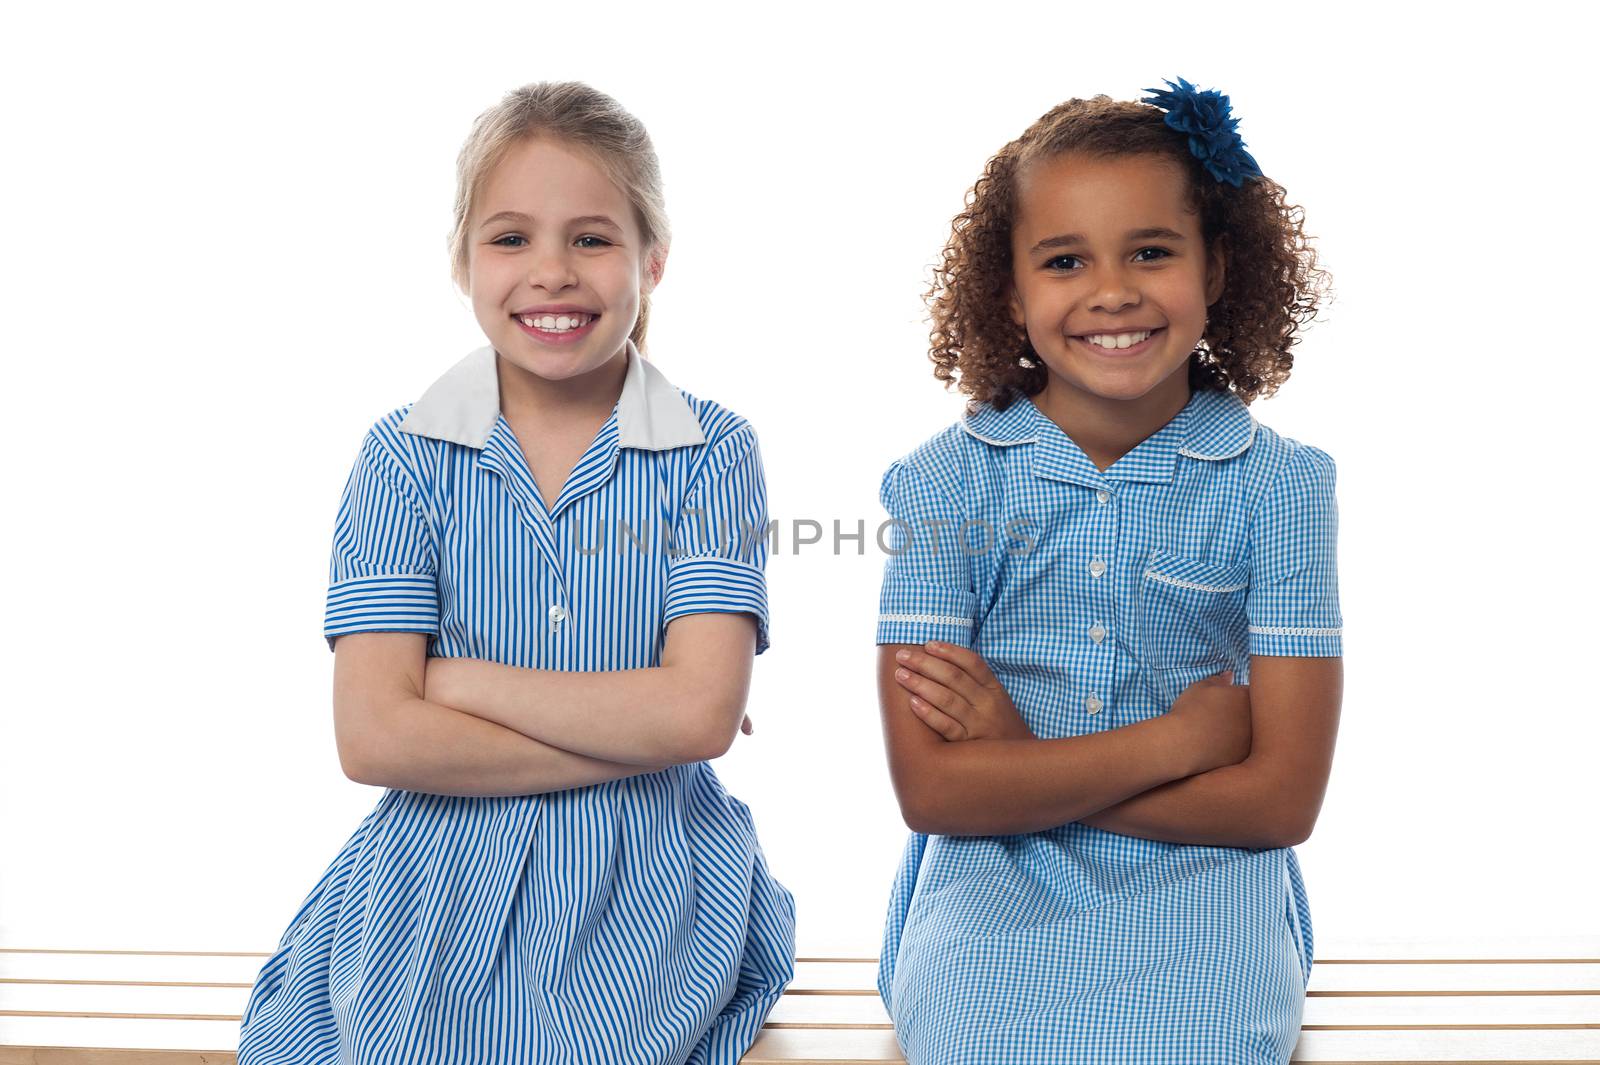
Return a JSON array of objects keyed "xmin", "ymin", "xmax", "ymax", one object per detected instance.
[
  {"xmin": 1078, "ymin": 756, "xmax": 1294, "ymax": 848},
  {"xmin": 907, "ymin": 716, "xmax": 1203, "ymax": 836},
  {"xmin": 438, "ymin": 658, "xmax": 720, "ymax": 766},
  {"xmin": 356, "ymin": 694, "xmax": 665, "ymax": 797}
]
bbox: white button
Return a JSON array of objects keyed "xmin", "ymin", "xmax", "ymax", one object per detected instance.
[
  {"xmin": 1085, "ymin": 694, "xmax": 1103, "ymax": 715},
  {"xmin": 1090, "ymin": 624, "xmax": 1106, "ymax": 643},
  {"xmin": 1096, "ymin": 489, "xmax": 1111, "ymax": 504},
  {"xmin": 549, "ymin": 604, "xmax": 567, "ymax": 623},
  {"xmin": 1089, "ymin": 558, "xmax": 1107, "ymax": 578}
]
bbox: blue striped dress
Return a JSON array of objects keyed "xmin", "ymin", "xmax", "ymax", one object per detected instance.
[
  {"xmin": 874, "ymin": 386, "xmax": 1341, "ymax": 1064},
  {"xmin": 237, "ymin": 340, "xmax": 796, "ymax": 1065}
]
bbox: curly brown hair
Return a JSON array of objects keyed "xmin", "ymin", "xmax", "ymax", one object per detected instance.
[{"xmin": 927, "ymin": 93, "xmax": 1332, "ymax": 412}]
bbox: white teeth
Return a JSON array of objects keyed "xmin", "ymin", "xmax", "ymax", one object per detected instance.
[
  {"xmin": 1083, "ymin": 329, "xmax": 1154, "ymax": 349},
  {"xmin": 519, "ymin": 313, "xmax": 592, "ymax": 332}
]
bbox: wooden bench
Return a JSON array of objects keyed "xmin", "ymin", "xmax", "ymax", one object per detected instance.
[{"xmin": 3, "ymin": 941, "xmax": 1596, "ymax": 1062}]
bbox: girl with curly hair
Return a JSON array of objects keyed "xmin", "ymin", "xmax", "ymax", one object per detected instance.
[{"xmin": 874, "ymin": 77, "xmax": 1342, "ymax": 1063}]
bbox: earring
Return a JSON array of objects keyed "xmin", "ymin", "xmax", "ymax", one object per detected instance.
[{"xmin": 1018, "ymin": 355, "xmax": 1037, "ymax": 369}]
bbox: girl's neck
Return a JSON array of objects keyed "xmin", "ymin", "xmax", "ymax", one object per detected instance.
[
  {"xmin": 1031, "ymin": 376, "xmax": 1192, "ymax": 473},
  {"xmin": 496, "ymin": 346, "xmax": 629, "ymax": 429}
]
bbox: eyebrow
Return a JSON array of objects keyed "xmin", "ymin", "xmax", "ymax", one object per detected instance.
[
  {"xmin": 1030, "ymin": 227, "xmax": 1189, "ymax": 253},
  {"xmin": 478, "ymin": 210, "xmax": 624, "ymax": 232}
]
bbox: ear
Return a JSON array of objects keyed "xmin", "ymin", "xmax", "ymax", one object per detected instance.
[
  {"xmin": 642, "ymin": 244, "xmax": 668, "ymax": 295},
  {"xmin": 1204, "ymin": 240, "xmax": 1227, "ymax": 307},
  {"xmin": 1006, "ymin": 279, "xmax": 1026, "ymax": 328}
]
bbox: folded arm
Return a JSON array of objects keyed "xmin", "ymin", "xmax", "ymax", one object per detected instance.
[
  {"xmin": 424, "ymin": 611, "xmax": 758, "ymax": 766},
  {"xmin": 332, "ymin": 631, "xmax": 667, "ymax": 796},
  {"xmin": 878, "ymin": 644, "xmax": 1214, "ymax": 835},
  {"xmin": 1080, "ymin": 655, "xmax": 1343, "ymax": 848}
]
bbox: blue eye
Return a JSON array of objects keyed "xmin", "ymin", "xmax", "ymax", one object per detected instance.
[
  {"xmin": 575, "ymin": 235, "xmax": 611, "ymax": 248},
  {"xmin": 492, "ymin": 234, "xmax": 527, "ymax": 247}
]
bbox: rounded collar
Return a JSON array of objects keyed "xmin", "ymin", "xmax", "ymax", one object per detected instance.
[{"xmin": 958, "ymin": 386, "xmax": 1256, "ymax": 485}]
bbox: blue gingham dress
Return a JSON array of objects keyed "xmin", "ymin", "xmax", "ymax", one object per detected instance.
[
  {"xmin": 238, "ymin": 343, "xmax": 795, "ymax": 1065},
  {"xmin": 874, "ymin": 386, "xmax": 1341, "ymax": 1064}
]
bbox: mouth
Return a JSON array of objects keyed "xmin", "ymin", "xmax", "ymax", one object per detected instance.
[
  {"xmin": 1070, "ymin": 326, "xmax": 1164, "ymax": 357},
  {"xmin": 513, "ymin": 311, "xmax": 599, "ymax": 344}
]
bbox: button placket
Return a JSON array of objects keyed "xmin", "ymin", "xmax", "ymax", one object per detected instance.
[{"xmin": 1084, "ymin": 481, "xmax": 1116, "ymax": 718}]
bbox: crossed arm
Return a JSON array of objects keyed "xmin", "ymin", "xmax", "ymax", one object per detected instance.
[
  {"xmin": 879, "ymin": 643, "xmax": 1342, "ymax": 848},
  {"xmin": 332, "ymin": 611, "xmax": 758, "ymax": 797},
  {"xmin": 1078, "ymin": 655, "xmax": 1342, "ymax": 847}
]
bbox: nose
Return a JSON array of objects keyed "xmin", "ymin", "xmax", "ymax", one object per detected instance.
[
  {"xmin": 1088, "ymin": 266, "xmax": 1139, "ymax": 314},
  {"xmin": 525, "ymin": 241, "xmax": 578, "ymax": 292}
]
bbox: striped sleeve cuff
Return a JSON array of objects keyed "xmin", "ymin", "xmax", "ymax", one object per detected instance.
[
  {"xmin": 1247, "ymin": 624, "xmax": 1343, "ymax": 657},
  {"xmin": 663, "ymin": 556, "xmax": 771, "ymax": 656},
  {"xmin": 324, "ymin": 573, "xmax": 440, "ymax": 651},
  {"xmin": 876, "ymin": 577, "xmax": 978, "ymax": 647}
]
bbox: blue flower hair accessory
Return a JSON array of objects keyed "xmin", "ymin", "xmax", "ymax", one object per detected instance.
[{"xmin": 1139, "ymin": 76, "xmax": 1263, "ymax": 188}]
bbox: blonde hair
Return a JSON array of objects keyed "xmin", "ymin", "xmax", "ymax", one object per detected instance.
[{"xmin": 448, "ymin": 81, "xmax": 670, "ymax": 352}]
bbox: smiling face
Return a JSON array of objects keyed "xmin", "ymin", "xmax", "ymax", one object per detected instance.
[
  {"xmin": 1008, "ymin": 151, "xmax": 1225, "ymax": 422},
  {"xmin": 467, "ymin": 136, "xmax": 662, "ymax": 389}
]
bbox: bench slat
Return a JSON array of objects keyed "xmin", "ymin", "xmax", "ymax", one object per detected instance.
[
  {"xmin": 3, "ymin": 947, "xmax": 1597, "ymax": 1064},
  {"xmin": 4, "ymin": 983, "xmax": 1597, "ymax": 1028}
]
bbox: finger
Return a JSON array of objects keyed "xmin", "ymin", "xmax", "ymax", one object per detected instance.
[
  {"xmin": 907, "ymin": 694, "xmax": 969, "ymax": 741},
  {"xmin": 894, "ymin": 667, "xmax": 971, "ymax": 724},
  {"xmin": 928, "ymin": 633, "xmax": 998, "ymax": 694},
  {"xmin": 924, "ymin": 641, "xmax": 1003, "ymax": 689},
  {"xmin": 897, "ymin": 646, "xmax": 990, "ymax": 710}
]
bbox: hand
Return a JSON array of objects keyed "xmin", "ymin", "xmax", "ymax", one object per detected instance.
[
  {"xmin": 1165, "ymin": 669, "xmax": 1253, "ymax": 771},
  {"xmin": 893, "ymin": 641, "xmax": 1034, "ymax": 741}
]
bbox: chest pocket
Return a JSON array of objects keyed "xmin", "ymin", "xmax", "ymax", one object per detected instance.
[{"xmin": 1137, "ymin": 550, "xmax": 1250, "ymax": 671}]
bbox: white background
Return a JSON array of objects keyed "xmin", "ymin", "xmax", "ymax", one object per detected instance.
[{"xmin": 3, "ymin": 1, "xmax": 1595, "ymax": 958}]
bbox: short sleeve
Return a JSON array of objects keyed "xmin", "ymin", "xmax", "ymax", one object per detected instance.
[
  {"xmin": 1247, "ymin": 442, "xmax": 1342, "ymax": 656},
  {"xmin": 875, "ymin": 458, "xmax": 979, "ymax": 648},
  {"xmin": 323, "ymin": 430, "xmax": 440, "ymax": 652},
  {"xmin": 663, "ymin": 424, "xmax": 772, "ymax": 656}
]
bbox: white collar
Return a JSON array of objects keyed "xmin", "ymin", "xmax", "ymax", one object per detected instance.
[{"xmin": 397, "ymin": 337, "xmax": 706, "ymax": 451}]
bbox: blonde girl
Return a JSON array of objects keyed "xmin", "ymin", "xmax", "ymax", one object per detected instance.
[{"xmin": 238, "ymin": 81, "xmax": 795, "ymax": 1065}]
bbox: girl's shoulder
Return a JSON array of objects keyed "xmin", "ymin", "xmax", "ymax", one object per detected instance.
[
  {"xmin": 1237, "ymin": 416, "xmax": 1338, "ymax": 494},
  {"xmin": 888, "ymin": 392, "xmax": 1052, "ymax": 483},
  {"xmin": 670, "ymin": 386, "xmax": 761, "ymax": 454},
  {"xmin": 876, "ymin": 405, "xmax": 1014, "ymax": 516},
  {"xmin": 341, "ymin": 402, "xmax": 431, "ymax": 502}
]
